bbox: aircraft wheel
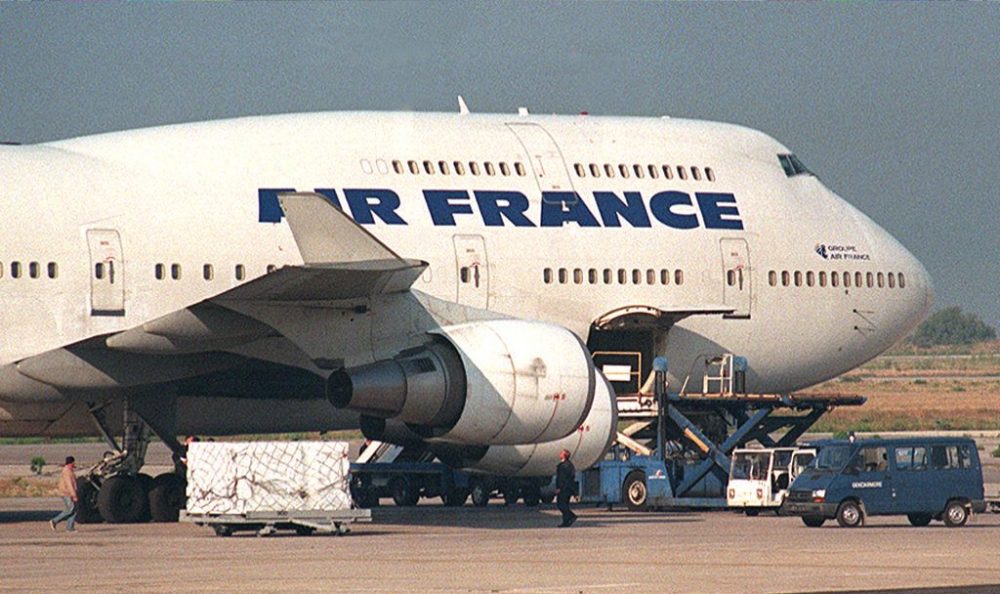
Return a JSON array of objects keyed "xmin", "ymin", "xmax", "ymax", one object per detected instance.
[
  {"xmin": 97, "ymin": 475, "xmax": 148, "ymax": 523},
  {"xmin": 74, "ymin": 477, "xmax": 103, "ymax": 524},
  {"xmin": 442, "ymin": 487, "xmax": 469, "ymax": 507},
  {"xmin": 470, "ymin": 478, "xmax": 490, "ymax": 507},
  {"xmin": 502, "ymin": 487, "xmax": 519, "ymax": 506},
  {"xmin": 390, "ymin": 477, "xmax": 419, "ymax": 507},
  {"xmin": 522, "ymin": 484, "xmax": 541, "ymax": 507},
  {"xmin": 624, "ymin": 471, "xmax": 648, "ymax": 512},
  {"xmin": 149, "ymin": 473, "xmax": 187, "ymax": 522},
  {"xmin": 213, "ymin": 524, "xmax": 233, "ymax": 537}
]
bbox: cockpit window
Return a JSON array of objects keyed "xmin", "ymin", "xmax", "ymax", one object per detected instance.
[{"xmin": 778, "ymin": 154, "xmax": 812, "ymax": 177}]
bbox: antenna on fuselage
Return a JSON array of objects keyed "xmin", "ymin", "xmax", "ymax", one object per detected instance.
[{"xmin": 457, "ymin": 96, "xmax": 470, "ymax": 115}]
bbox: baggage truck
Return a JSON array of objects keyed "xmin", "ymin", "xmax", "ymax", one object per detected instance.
[{"xmin": 179, "ymin": 441, "xmax": 370, "ymax": 536}]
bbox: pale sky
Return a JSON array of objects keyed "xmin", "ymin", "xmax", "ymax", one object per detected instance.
[{"xmin": 1, "ymin": 3, "xmax": 997, "ymax": 327}]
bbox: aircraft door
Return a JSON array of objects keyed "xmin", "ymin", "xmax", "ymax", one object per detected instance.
[
  {"xmin": 505, "ymin": 123, "xmax": 575, "ymax": 202},
  {"xmin": 720, "ymin": 238, "xmax": 751, "ymax": 318},
  {"xmin": 86, "ymin": 229, "xmax": 125, "ymax": 316},
  {"xmin": 453, "ymin": 234, "xmax": 489, "ymax": 309}
]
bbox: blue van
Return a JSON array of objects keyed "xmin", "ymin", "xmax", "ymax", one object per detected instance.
[{"xmin": 782, "ymin": 437, "xmax": 986, "ymax": 527}]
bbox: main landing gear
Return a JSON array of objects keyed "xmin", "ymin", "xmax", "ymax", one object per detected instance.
[{"xmin": 76, "ymin": 397, "xmax": 188, "ymax": 524}]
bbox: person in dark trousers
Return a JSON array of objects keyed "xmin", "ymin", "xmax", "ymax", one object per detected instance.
[
  {"xmin": 555, "ymin": 449, "xmax": 577, "ymax": 527},
  {"xmin": 50, "ymin": 456, "xmax": 78, "ymax": 532}
]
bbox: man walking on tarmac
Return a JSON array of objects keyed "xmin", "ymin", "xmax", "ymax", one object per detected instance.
[
  {"xmin": 555, "ymin": 449, "xmax": 577, "ymax": 527},
  {"xmin": 49, "ymin": 456, "xmax": 78, "ymax": 532}
]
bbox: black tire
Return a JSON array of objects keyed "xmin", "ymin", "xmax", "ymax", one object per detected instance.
[
  {"xmin": 907, "ymin": 513, "xmax": 933, "ymax": 527},
  {"xmin": 213, "ymin": 524, "xmax": 233, "ymax": 537},
  {"xmin": 623, "ymin": 471, "xmax": 648, "ymax": 512},
  {"xmin": 294, "ymin": 525, "xmax": 316, "ymax": 536},
  {"xmin": 836, "ymin": 500, "xmax": 864, "ymax": 528},
  {"xmin": 349, "ymin": 475, "xmax": 377, "ymax": 508},
  {"xmin": 74, "ymin": 477, "xmax": 103, "ymax": 524},
  {"xmin": 522, "ymin": 484, "xmax": 541, "ymax": 507},
  {"xmin": 442, "ymin": 488, "xmax": 469, "ymax": 507},
  {"xmin": 502, "ymin": 488, "xmax": 519, "ymax": 506},
  {"xmin": 149, "ymin": 473, "xmax": 187, "ymax": 523},
  {"xmin": 744, "ymin": 509, "xmax": 760, "ymax": 517},
  {"xmin": 802, "ymin": 515, "xmax": 826, "ymax": 528},
  {"xmin": 97, "ymin": 475, "xmax": 148, "ymax": 523},
  {"xmin": 470, "ymin": 478, "xmax": 490, "ymax": 507},
  {"xmin": 943, "ymin": 500, "xmax": 969, "ymax": 527},
  {"xmin": 540, "ymin": 492, "xmax": 555, "ymax": 505},
  {"xmin": 390, "ymin": 477, "xmax": 419, "ymax": 507}
]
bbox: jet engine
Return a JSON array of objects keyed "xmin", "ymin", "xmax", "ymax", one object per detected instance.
[
  {"xmin": 328, "ymin": 319, "xmax": 596, "ymax": 446},
  {"xmin": 436, "ymin": 373, "xmax": 617, "ymax": 477}
]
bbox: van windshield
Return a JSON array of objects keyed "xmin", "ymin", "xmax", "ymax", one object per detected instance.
[
  {"xmin": 730, "ymin": 451, "xmax": 770, "ymax": 480},
  {"xmin": 813, "ymin": 445, "xmax": 853, "ymax": 471}
]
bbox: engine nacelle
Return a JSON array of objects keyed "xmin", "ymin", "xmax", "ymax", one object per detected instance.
[
  {"xmin": 441, "ymin": 373, "xmax": 617, "ymax": 477},
  {"xmin": 327, "ymin": 319, "xmax": 597, "ymax": 446}
]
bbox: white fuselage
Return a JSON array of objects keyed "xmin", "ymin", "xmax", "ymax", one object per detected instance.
[{"xmin": 0, "ymin": 111, "xmax": 933, "ymax": 436}]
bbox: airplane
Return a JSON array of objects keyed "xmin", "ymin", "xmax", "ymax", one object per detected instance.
[{"xmin": 0, "ymin": 107, "xmax": 933, "ymax": 522}]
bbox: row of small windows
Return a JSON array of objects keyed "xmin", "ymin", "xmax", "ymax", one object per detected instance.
[
  {"xmin": 367, "ymin": 158, "xmax": 529, "ymax": 178},
  {"xmin": 767, "ymin": 270, "xmax": 907, "ymax": 289},
  {"xmin": 572, "ymin": 163, "xmax": 715, "ymax": 182},
  {"xmin": 544, "ymin": 267, "xmax": 685, "ymax": 286},
  {"xmin": 153, "ymin": 263, "xmax": 278, "ymax": 281},
  {"xmin": 0, "ymin": 261, "xmax": 59, "ymax": 279}
]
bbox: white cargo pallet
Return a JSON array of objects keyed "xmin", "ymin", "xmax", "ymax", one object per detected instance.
[{"xmin": 180, "ymin": 508, "xmax": 371, "ymax": 537}]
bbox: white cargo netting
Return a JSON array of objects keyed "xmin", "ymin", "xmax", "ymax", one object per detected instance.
[{"xmin": 186, "ymin": 441, "xmax": 352, "ymax": 515}]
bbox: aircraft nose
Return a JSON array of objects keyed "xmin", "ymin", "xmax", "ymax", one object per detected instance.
[{"xmin": 907, "ymin": 249, "xmax": 935, "ymax": 324}]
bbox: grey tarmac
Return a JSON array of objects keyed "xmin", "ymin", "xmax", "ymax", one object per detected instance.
[{"xmin": 1, "ymin": 497, "xmax": 999, "ymax": 594}]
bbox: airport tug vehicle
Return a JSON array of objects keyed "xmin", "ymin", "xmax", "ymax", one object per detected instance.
[
  {"xmin": 726, "ymin": 447, "xmax": 815, "ymax": 515},
  {"xmin": 578, "ymin": 355, "xmax": 863, "ymax": 510}
]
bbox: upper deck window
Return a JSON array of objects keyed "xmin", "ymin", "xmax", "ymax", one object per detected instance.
[{"xmin": 778, "ymin": 154, "xmax": 812, "ymax": 177}]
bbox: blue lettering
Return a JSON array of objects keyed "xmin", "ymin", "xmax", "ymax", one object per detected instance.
[
  {"xmin": 313, "ymin": 189, "xmax": 344, "ymax": 210},
  {"xmin": 540, "ymin": 192, "xmax": 600, "ymax": 228},
  {"xmin": 423, "ymin": 190, "xmax": 473, "ymax": 226},
  {"xmin": 474, "ymin": 191, "xmax": 535, "ymax": 227},
  {"xmin": 649, "ymin": 191, "xmax": 699, "ymax": 229},
  {"xmin": 344, "ymin": 189, "xmax": 407, "ymax": 225},
  {"xmin": 594, "ymin": 191, "xmax": 651, "ymax": 228},
  {"xmin": 258, "ymin": 188, "xmax": 294, "ymax": 223},
  {"xmin": 697, "ymin": 193, "xmax": 744, "ymax": 230}
]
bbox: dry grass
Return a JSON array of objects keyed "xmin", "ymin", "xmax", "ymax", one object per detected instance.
[{"xmin": 0, "ymin": 476, "xmax": 58, "ymax": 498}]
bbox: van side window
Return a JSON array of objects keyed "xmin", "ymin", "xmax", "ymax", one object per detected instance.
[
  {"xmin": 931, "ymin": 444, "xmax": 972, "ymax": 469},
  {"xmin": 852, "ymin": 446, "xmax": 888, "ymax": 473},
  {"xmin": 894, "ymin": 446, "xmax": 927, "ymax": 471}
]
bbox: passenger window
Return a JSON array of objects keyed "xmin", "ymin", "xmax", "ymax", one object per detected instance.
[
  {"xmin": 855, "ymin": 272, "xmax": 863, "ymax": 287},
  {"xmin": 392, "ymin": 160, "xmax": 404, "ymax": 174},
  {"xmin": 843, "ymin": 272, "xmax": 851, "ymax": 288},
  {"xmin": 677, "ymin": 166, "xmax": 687, "ymax": 180},
  {"xmin": 794, "ymin": 271, "xmax": 802, "ymax": 287},
  {"xmin": 646, "ymin": 269, "xmax": 656, "ymax": 285},
  {"xmin": 47, "ymin": 262, "xmax": 58, "ymax": 279},
  {"xmin": 895, "ymin": 446, "xmax": 927, "ymax": 471},
  {"xmin": 617, "ymin": 269, "xmax": 627, "ymax": 284},
  {"xmin": 360, "ymin": 159, "xmax": 373, "ymax": 174},
  {"xmin": 454, "ymin": 161, "xmax": 466, "ymax": 175},
  {"xmin": 727, "ymin": 270, "xmax": 736, "ymax": 286},
  {"xmin": 830, "ymin": 271, "xmax": 839, "ymax": 287},
  {"xmin": 543, "ymin": 268, "xmax": 553, "ymax": 284},
  {"xmin": 768, "ymin": 271, "xmax": 777, "ymax": 287},
  {"xmin": 888, "ymin": 272, "xmax": 895, "ymax": 288},
  {"xmin": 94, "ymin": 262, "xmax": 104, "ymax": 280},
  {"xmin": 460, "ymin": 267, "xmax": 470, "ymax": 284},
  {"xmin": 603, "ymin": 269, "xmax": 612, "ymax": 284},
  {"xmin": 235, "ymin": 264, "xmax": 245, "ymax": 281},
  {"xmin": 515, "ymin": 162, "xmax": 526, "ymax": 176},
  {"xmin": 604, "ymin": 164, "xmax": 615, "ymax": 178},
  {"xmin": 866, "ymin": 272, "xmax": 874, "ymax": 288},
  {"xmin": 899, "ymin": 273, "xmax": 906, "ymax": 289},
  {"xmin": 438, "ymin": 161, "xmax": 450, "ymax": 175},
  {"xmin": 155, "ymin": 263, "xmax": 165, "ymax": 280},
  {"xmin": 588, "ymin": 269, "xmax": 598, "ymax": 284},
  {"xmin": 819, "ymin": 271, "xmax": 827, "ymax": 287},
  {"xmin": 877, "ymin": 272, "xmax": 884, "ymax": 288},
  {"xmin": 660, "ymin": 269, "xmax": 670, "ymax": 285},
  {"xmin": 850, "ymin": 446, "xmax": 888, "ymax": 473},
  {"xmin": 781, "ymin": 271, "xmax": 790, "ymax": 286},
  {"xmin": 691, "ymin": 167, "xmax": 701, "ymax": 181},
  {"xmin": 375, "ymin": 159, "xmax": 389, "ymax": 174},
  {"xmin": 423, "ymin": 161, "xmax": 434, "ymax": 175},
  {"xmin": 172, "ymin": 264, "xmax": 182, "ymax": 280},
  {"xmin": 648, "ymin": 164, "xmax": 660, "ymax": 179},
  {"xmin": 705, "ymin": 167, "xmax": 715, "ymax": 182},
  {"xmin": 618, "ymin": 164, "xmax": 630, "ymax": 178},
  {"xmin": 408, "ymin": 160, "xmax": 419, "ymax": 174},
  {"xmin": 11, "ymin": 261, "xmax": 21, "ymax": 278},
  {"xmin": 203, "ymin": 264, "xmax": 214, "ymax": 281},
  {"xmin": 632, "ymin": 269, "xmax": 641, "ymax": 284},
  {"xmin": 633, "ymin": 164, "xmax": 645, "ymax": 178},
  {"xmin": 469, "ymin": 162, "xmax": 480, "ymax": 176},
  {"xmin": 674, "ymin": 270, "xmax": 684, "ymax": 285},
  {"xmin": 484, "ymin": 162, "xmax": 496, "ymax": 176},
  {"xmin": 590, "ymin": 164, "xmax": 601, "ymax": 178},
  {"xmin": 499, "ymin": 162, "xmax": 510, "ymax": 176},
  {"xmin": 573, "ymin": 268, "xmax": 583, "ymax": 284},
  {"xmin": 29, "ymin": 262, "xmax": 39, "ymax": 279},
  {"xmin": 574, "ymin": 163, "xmax": 585, "ymax": 177},
  {"xmin": 806, "ymin": 271, "xmax": 814, "ymax": 287},
  {"xmin": 662, "ymin": 165, "xmax": 673, "ymax": 179},
  {"xmin": 558, "ymin": 268, "xmax": 568, "ymax": 284}
]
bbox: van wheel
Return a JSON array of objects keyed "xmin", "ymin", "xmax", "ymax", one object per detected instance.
[
  {"xmin": 623, "ymin": 471, "xmax": 648, "ymax": 512},
  {"xmin": 836, "ymin": 501, "xmax": 864, "ymax": 528},
  {"xmin": 907, "ymin": 513, "xmax": 932, "ymax": 527},
  {"xmin": 802, "ymin": 515, "xmax": 825, "ymax": 528},
  {"xmin": 943, "ymin": 500, "xmax": 969, "ymax": 527}
]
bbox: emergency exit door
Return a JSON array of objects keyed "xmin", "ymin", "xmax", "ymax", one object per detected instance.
[
  {"xmin": 505, "ymin": 123, "xmax": 575, "ymax": 202},
  {"xmin": 454, "ymin": 234, "xmax": 489, "ymax": 309},
  {"xmin": 720, "ymin": 238, "xmax": 751, "ymax": 318},
  {"xmin": 87, "ymin": 229, "xmax": 125, "ymax": 316}
]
